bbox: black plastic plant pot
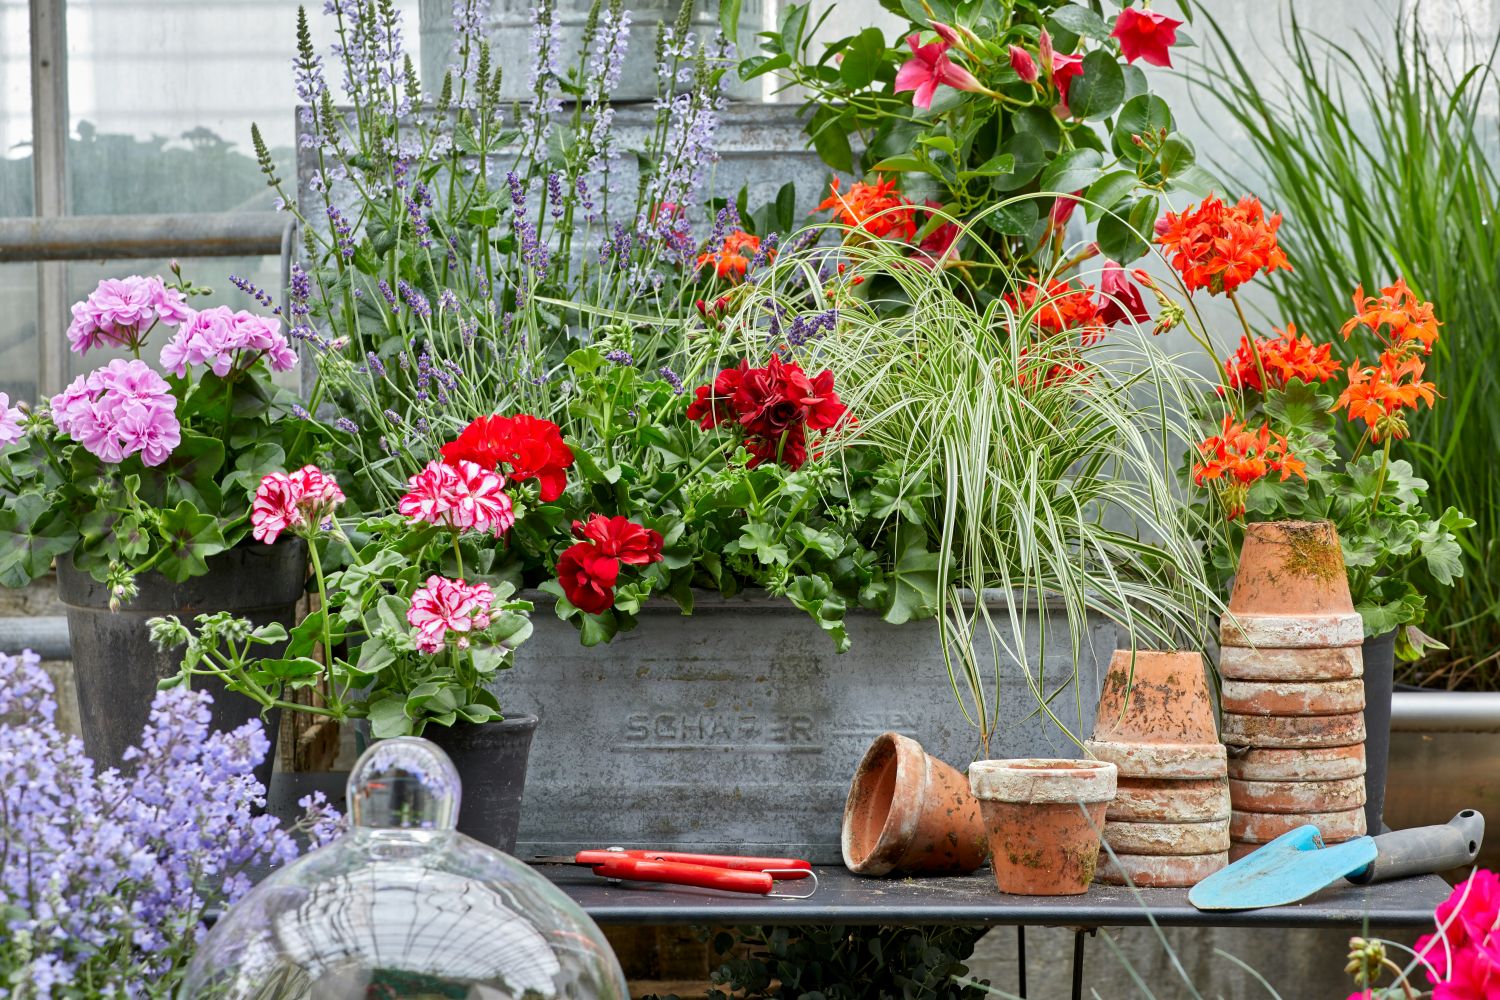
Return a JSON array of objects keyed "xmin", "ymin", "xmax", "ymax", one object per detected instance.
[
  {"xmin": 1363, "ymin": 629, "xmax": 1398, "ymax": 834},
  {"xmin": 424, "ymin": 715, "xmax": 540, "ymax": 853},
  {"xmin": 57, "ymin": 538, "xmax": 307, "ymax": 790}
]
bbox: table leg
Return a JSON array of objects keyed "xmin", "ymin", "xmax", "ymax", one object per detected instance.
[
  {"xmin": 1070, "ymin": 928, "xmax": 1086, "ymax": 1000},
  {"xmin": 1016, "ymin": 925, "xmax": 1027, "ymax": 998}
]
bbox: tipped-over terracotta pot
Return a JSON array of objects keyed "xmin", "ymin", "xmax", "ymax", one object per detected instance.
[
  {"xmin": 1229, "ymin": 520, "xmax": 1354, "ymax": 617},
  {"xmin": 841, "ymin": 732, "xmax": 989, "ymax": 876},
  {"xmin": 1084, "ymin": 650, "xmax": 1224, "ymax": 779},
  {"xmin": 969, "ymin": 758, "xmax": 1117, "ymax": 896}
]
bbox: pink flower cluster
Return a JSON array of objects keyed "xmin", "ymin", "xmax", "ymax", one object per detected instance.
[
  {"xmin": 1413, "ymin": 868, "xmax": 1500, "ymax": 999},
  {"xmin": 159, "ymin": 306, "xmax": 298, "ymax": 378},
  {"xmin": 67, "ymin": 275, "xmax": 192, "ymax": 355},
  {"xmin": 50, "ymin": 359, "xmax": 180, "ymax": 466},
  {"xmin": 397, "ymin": 460, "xmax": 515, "ymax": 537},
  {"xmin": 0, "ymin": 393, "xmax": 24, "ymax": 447},
  {"xmin": 251, "ymin": 465, "xmax": 347, "ymax": 543},
  {"xmin": 407, "ymin": 575, "xmax": 495, "ymax": 654}
]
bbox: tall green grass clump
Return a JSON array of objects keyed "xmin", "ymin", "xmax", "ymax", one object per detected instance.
[{"xmin": 1197, "ymin": 14, "xmax": 1500, "ymax": 687}]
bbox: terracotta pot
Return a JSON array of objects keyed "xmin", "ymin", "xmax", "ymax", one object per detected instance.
[
  {"xmin": 1221, "ymin": 679, "xmax": 1365, "ymax": 717},
  {"xmin": 1095, "ymin": 851, "xmax": 1227, "ymax": 888},
  {"xmin": 841, "ymin": 732, "xmax": 989, "ymax": 876},
  {"xmin": 1228, "ymin": 521, "xmax": 1354, "ymax": 618},
  {"xmin": 1102, "ymin": 818, "xmax": 1231, "ymax": 856},
  {"xmin": 1221, "ymin": 711, "xmax": 1367, "ymax": 749},
  {"xmin": 1085, "ymin": 649, "xmax": 1223, "ymax": 779},
  {"xmin": 1107, "ymin": 777, "xmax": 1231, "ymax": 823},
  {"xmin": 1228, "ymin": 776, "xmax": 1366, "ymax": 814},
  {"xmin": 1219, "ymin": 645, "xmax": 1363, "ymax": 682},
  {"xmin": 1226, "ymin": 744, "xmax": 1367, "ymax": 782},
  {"xmin": 1231, "ymin": 805, "xmax": 1368, "ymax": 844},
  {"xmin": 969, "ymin": 759, "xmax": 1117, "ymax": 896}
]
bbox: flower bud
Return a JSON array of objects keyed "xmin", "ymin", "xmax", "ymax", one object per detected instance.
[{"xmin": 1009, "ymin": 45, "xmax": 1039, "ymax": 83}]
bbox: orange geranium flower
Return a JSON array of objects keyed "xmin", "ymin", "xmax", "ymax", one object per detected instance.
[
  {"xmin": 1331, "ymin": 350, "xmax": 1438, "ymax": 442},
  {"xmin": 696, "ymin": 229, "xmax": 770, "ymax": 282},
  {"xmin": 814, "ymin": 176, "xmax": 918, "ymax": 241},
  {"xmin": 1155, "ymin": 194, "xmax": 1291, "ymax": 296},
  {"xmin": 1340, "ymin": 279, "xmax": 1440, "ymax": 354},
  {"xmin": 1004, "ymin": 278, "xmax": 1107, "ymax": 344},
  {"xmin": 1223, "ymin": 323, "xmax": 1342, "ymax": 393},
  {"xmin": 1192, "ymin": 416, "xmax": 1306, "ymax": 519}
]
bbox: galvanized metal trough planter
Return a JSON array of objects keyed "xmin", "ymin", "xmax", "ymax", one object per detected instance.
[
  {"xmin": 1385, "ymin": 689, "xmax": 1500, "ymax": 869},
  {"xmin": 499, "ymin": 591, "xmax": 1115, "ymax": 863}
]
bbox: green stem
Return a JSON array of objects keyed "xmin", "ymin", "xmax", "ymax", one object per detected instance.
[
  {"xmin": 1228, "ymin": 289, "xmax": 1271, "ymax": 400},
  {"xmin": 451, "ymin": 532, "xmax": 466, "ymax": 579},
  {"xmin": 1370, "ymin": 435, "xmax": 1394, "ymax": 515},
  {"xmin": 307, "ymin": 539, "xmax": 340, "ymax": 713}
]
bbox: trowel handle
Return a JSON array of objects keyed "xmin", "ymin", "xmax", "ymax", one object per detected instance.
[{"xmin": 1346, "ymin": 810, "xmax": 1484, "ymax": 885}]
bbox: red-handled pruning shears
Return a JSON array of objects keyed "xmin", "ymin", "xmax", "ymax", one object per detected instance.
[{"xmin": 536, "ymin": 848, "xmax": 818, "ymax": 897}]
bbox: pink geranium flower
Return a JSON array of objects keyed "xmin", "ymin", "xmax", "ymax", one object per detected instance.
[
  {"xmin": 66, "ymin": 276, "xmax": 191, "ymax": 355},
  {"xmin": 398, "ymin": 460, "xmax": 515, "ymax": 537},
  {"xmin": 250, "ymin": 464, "xmax": 346, "ymax": 543},
  {"xmin": 49, "ymin": 359, "xmax": 179, "ymax": 467},
  {"xmin": 407, "ymin": 575, "xmax": 495, "ymax": 654},
  {"xmin": 159, "ymin": 306, "xmax": 298, "ymax": 378},
  {"xmin": 894, "ymin": 33, "xmax": 984, "ymax": 110},
  {"xmin": 0, "ymin": 393, "xmax": 25, "ymax": 447},
  {"xmin": 1112, "ymin": 7, "xmax": 1183, "ymax": 68}
]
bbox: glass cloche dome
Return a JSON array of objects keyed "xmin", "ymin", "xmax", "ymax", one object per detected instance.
[{"xmin": 183, "ymin": 737, "xmax": 629, "ymax": 999}]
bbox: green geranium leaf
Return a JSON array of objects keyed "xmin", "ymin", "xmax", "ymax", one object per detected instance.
[
  {"xmin": 137, "ymin": 432, "xmax": 226, "ymax": 511},
  {"xmin": 1418, "ymin": 506, "xmax": 1474, "ymax": 585},
  {"xmin": 1265, "ymin": 379, "xmax": 1336, "ymax": 439},
  {"xmin": 0, "ymin": 493, "xmax": 77, "ymax": 588},
  {"xmin": 786, "ymin": 574, "xmax": 851, "ymax": 653},
  {"xmin": 735, "ymin": 522, "xmax": 790, "ymax": 565},
  {"xmin": 368, "ymin": 696, "xmax": 413, "ymax": 738},
  {"xmin": 154, "ymin": 500, "xmax": 228, "ymax": 583},
  {"xmin": 882, "ymin": 527, "xmax": 941, "ymax": 625}
]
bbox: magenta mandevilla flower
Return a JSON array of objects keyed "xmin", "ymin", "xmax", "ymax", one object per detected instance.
[{"xmin": 0, "ymin": 648, "xmax": 343, "ymax": 993}]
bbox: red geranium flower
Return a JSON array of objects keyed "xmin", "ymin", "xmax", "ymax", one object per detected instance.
[
  {"xmin": 442, "ymin": 413, "xmax": 574, "ymax": 502},
  {"xmin": 1156, "ymin": 194, "xmax": 1291, "ymax": 296},
  {"xmin": 686, "ymin": 356, "xmax": 850, "ymax": 471},
  {"xmin": 1004, "ymin": 279, "xmax": 1107, "ymax": 344},
  {"xmin": 1223, "ymin": 324, "xmax": 1342, "ymax": 393},
  {"xmin": 556, "ymin": 542, "xmax": 620, "ymax": 615},
  {"xmin": 572, "ymin": 514, "xmax": 664, "ymax": 566},
  {"xmin": 1111, "ymin": 7, "xmax": 1183, "ymax": 68},
  {"xmin": 814, "ymin": 176, "xmax": 918, "ymax": 242},
  {"xmin": 696, "ymin": 229, "xmax": 769, "ymax": 282}
]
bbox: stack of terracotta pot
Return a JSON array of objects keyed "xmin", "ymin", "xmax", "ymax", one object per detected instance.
[
  {"xmin": 1220, "ymin": 521, "xmax": 1368, "ymax": 861},
  {"xmin": 1084, "ymin": 649, "xmax": 1230, "ymax": 887}
]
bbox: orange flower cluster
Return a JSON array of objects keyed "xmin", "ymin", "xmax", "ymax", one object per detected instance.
[
  {"xmin": 1341, "ymin": 279, "xmax": 1440, "ymax": 353},
  {"xmin": 1331, "ymin": 353, "xmax": 1437, "ymax": 442},
  {"xmin": 1155, "ymin": 194, "xmax": 1291, "ymax": 296},
  {"xmin": 1331, "ymin": 280, "xmax": 1441, "ymax": 442},
  {"xmin": 1223, "ymin": 324, "xmax": 1342, "ymax": 393},
  {"xmin": 1004, "ymin": 279, "xmax": 1106, "ymax": 344},
  {"xmin": 1192, "ymin": 416, "xmax": 1306, "ymax": 519},
  {"xmin": 815, "ymin": 176, "xmax": 918, "ymax": 241},
  {"xmin": 696, "ymin": 229, "xmax": 770, "ymax": 282}
]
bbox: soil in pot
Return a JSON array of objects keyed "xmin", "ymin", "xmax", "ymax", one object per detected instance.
[
  {"xmin": 58, "ymin": 539, "xmax": 307, "ymax": 787},
  {"xmin": 841, "ymin": 732, "xmax": 988, "ymax": 876},
  {"xmin": 969, "ymin": 758, "xmax": 1117, "ymax": 895},
  {"xmin": 423, "ymin": 715, "xmax": 539, "ymax": 853}
]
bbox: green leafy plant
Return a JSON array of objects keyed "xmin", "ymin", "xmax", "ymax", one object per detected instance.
[
  {"xmin": 746, "ymin": 0, "xmax": 1214, "ymax": 296},
  {"xmin": 700, "ymin": 223, "xmax": 1219, "ymax": 754},
  {"xmin": 0, "ymin": 266, "xmax": 327, "ymax": 603},
  {"xmin": 1192, "ymin": 11, "xmax": 1500, "ymax": 685}
]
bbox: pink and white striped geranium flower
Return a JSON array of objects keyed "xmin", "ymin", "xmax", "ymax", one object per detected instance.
[
  {"xmin": 407, "ymin": 575, "xmax": 495, "ymax": 654},
  {"xmin": 397, "ymin": 459, "xmax": 515, "ymax": 537},
  {"xmin": 250, "ymin": 465, "xmax": 346, "ymax": 543}
]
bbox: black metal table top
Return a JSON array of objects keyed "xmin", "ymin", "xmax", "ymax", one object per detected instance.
[{"xmin": 534, "ymin": 864, "xmax": 1450, "ymax": 929}]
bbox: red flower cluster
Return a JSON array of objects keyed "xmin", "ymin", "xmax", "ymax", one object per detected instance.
[
  {"xmin": 686, "ymin": 355, "xmax": 849, "ymax": 470},
  {"xmin": 1003, "ymin": 279, "xmax": 1107, "ymax": 344},
  {"xmin": 1155, "ymin": 194, "xmax": 1291, "ymax": 296},
  {"xmin": 1341, "ymin": 278, "xmax": 1441, "ymax": 354},
  {"xmin": 815, "ymin": 176, "xmax": 917, "ymax": 242},
  {"xmin": 1222, "ymin": 324, "xmax": 1342, "ymax": 393},
  {"xmin": 441, "ymin": 413, "xmax": 574, "ymax": 502},
  {"xmin": 696, "ymin": 230, "xmax": 770, "ymax": 283},
  {"xmin": 1192, "ymin": 416, "xmax": 1306, "ymax": 520},
  {"xmin": 555, "ymin": 514, "xmax": 664, "ymax": 614},
  {"xmin": 1331, "ymin": 352, "xmax": 1437, "ymax": 442}
]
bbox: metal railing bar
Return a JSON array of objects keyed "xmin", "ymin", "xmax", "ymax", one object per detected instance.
[{"xmin": 0, "ymin": 212, "xmax": 289, "ymax": 262}]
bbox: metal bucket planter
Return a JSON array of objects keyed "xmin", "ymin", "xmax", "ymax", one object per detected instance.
[
  {"xmin": 1385, "ymin": 689, "xmax": 1500, "ymax": 869},
  {"xmin": 1362, "ymin": 629, "xmax": 1397, "ymax": 832},
  {"xmin": 424, "ymin": 715, "xmax": 540, "ymax": 853},
  {"xmin": 500, "ymin": 591, "xmax": 1114, "ymax": 863},
  {"xmin": 417, "ymin": 0, "xmax": 766, "ymax": 103},
  {"xmin": 56, "ymin": 540, "xmax": 307, "ymax": 785}
]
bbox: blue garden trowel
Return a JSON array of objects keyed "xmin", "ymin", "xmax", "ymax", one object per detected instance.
[{"xmin": 1190, "ymin": 810, "xmax": 1484, "ymax": 911}]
